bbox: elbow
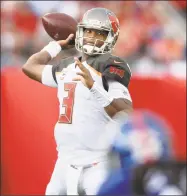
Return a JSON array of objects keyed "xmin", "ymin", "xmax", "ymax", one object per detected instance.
[
  {"xmin": 22, "ymin": 56, "xmax": 35, "ymax": 75},
  {"xmin": 22, "ymin": 62, "xmax": 34, "ymax": 78},
  {"xmin": 22, "ymin": 63, "xmax": 29, "ymax": 75},
  {"xmin": 22, "ymin": 53, "xmax": 36, "ymax": 74}
]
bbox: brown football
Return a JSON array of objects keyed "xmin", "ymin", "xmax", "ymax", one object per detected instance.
[{"xmin": 42, "ymin": 13, "xmax": 78, "ymax": 45}]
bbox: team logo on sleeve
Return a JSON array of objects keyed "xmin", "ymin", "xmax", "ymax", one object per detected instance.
[{"xmin": 109, "ymin": 66, "xmax": 125, "ymax": 78}]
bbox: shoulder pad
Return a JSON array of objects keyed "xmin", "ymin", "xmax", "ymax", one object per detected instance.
[
  {"xmin": 106, "ymin": 55, "xmax": 132, "ymax": 75},
  {"xmin": 102, "ymin": 55, "xmax": 132, "ymax": 91},
  {"xmin": 85, "ymin": 54, "xmax": 132, "ymax": 90}
]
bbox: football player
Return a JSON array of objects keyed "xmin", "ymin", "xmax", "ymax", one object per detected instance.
[
  {"xmin": 22, "ymin": 8, "xmax": 132, "ymax": 195},
  {"xmin": 97, "ymin": 110, "xmax": 183, "ymax": 196}
]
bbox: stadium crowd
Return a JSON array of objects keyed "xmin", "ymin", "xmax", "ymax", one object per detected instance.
[{"xmin": 1, "ymin": 1, "xmax": 186, "ymax": 78}]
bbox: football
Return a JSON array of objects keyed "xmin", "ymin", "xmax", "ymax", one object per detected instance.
[{"xmin": 42, "ymin": 13, "xmax": 78, "ymax": 45}]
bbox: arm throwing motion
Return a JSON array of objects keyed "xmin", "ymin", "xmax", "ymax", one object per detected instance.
[{"xmin": 22, "ymin": 34, "xmax": 74, "ymax": 83}]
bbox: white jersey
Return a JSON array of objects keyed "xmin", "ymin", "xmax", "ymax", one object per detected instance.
[{"xmin": 42, "ymin": 56, "xmax": 132, "ymax": 165}]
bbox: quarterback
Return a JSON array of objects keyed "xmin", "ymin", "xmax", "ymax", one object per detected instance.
[{"xmin": 22, "ymin": 8, "xmax": 133, "ymax": 195}]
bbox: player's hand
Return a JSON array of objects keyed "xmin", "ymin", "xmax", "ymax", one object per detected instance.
[
  {"xmin": 57, "ymin": 34, "xmax": 74, "ymax": 49},
  {"xmin": 73, "ymin": 57, "xmax": 95, "ymax": 89}
]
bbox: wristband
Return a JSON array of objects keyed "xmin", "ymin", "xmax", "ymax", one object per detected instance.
[
  {"xmin": 90, "ymin": 82, "xmax": 114, "ymax": 107},
  {"xmin": 41, "ymin": 41, "xmax": 61, "ymax": 58}
]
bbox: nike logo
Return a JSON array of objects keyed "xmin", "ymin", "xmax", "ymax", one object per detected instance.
[{"xmin": 114, "ymin": 60, "xmax": 123, "ymax": 64}]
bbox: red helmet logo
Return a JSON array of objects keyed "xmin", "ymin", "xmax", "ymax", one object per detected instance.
[{"xmin": 108, "ymin": 13, "xmax": 119, "ymax": 34}]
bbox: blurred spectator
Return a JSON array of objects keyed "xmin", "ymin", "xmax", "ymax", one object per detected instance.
[
  {"xmin": 170, "ymin": 0, "xmax": 186, "ymax": 17},
  {"xmin": 28, "ymin": 1, "xmax": 61, "ymax": 16},
  {"xmin": 28, "ymin": 1, "xmax": 80, "ymax": 20},
  {"xmin": 97, "ymin": 110, "xmax": 184, "ymax": 196},
  {"xmin": 1, "ymin": 1, "xmax": 39, "ymax": 66}
]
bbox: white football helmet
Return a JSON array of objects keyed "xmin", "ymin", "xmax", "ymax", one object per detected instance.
[{"xmin": 75, "ymin": 8, "xmax": 120, "ymax": 56}]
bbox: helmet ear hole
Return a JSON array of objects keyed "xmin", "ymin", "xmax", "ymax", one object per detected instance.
[
  {"xmin": 113, "ymin": 34, "xmax": 119, "ymax": 46},
  {"xmin": 115, "ymin": 34, "xmax": 119, "ymax": 42}
]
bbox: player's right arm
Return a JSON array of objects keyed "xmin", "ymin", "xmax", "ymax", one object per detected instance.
[
  {"xmin": 22, "ymin": 51, "xmax": 52, "ymax": 83},
  {"xmin": 22, "ymin": 34, "xmax": 74, "ymax": 84}
]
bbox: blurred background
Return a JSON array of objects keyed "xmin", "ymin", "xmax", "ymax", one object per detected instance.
[
  {"xmin": 1, "ymin": 1, "xmax": 186, "ymax": 195},
  {"xmin": 1, "ymin": 0, "xmax": 186, "ymax": 78}
]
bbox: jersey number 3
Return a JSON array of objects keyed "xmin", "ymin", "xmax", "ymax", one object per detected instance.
[{"xmin": 58, "ymin": 83, "xmax": 77, "ymax": 124}]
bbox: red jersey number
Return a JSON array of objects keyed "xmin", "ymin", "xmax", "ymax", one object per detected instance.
[{"xmin": 58, "ymin": 83, "xmax": 77, "ymax": 124}]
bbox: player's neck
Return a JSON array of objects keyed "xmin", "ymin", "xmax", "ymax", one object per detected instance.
[
  {"xmin": 81, "ymin": 54, "xmax": 90, "ymax": 62},
  {"xmin": 81, "ymin": 53, "xmax": 98, "ymax": 63}
]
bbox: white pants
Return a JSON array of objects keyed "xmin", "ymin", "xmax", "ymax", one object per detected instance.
[{"xmin": 45, "ymin": 158, "xmax": 112, "ymax": 195}]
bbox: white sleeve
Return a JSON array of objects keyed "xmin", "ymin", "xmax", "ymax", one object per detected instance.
[
  {"xmin": 41, "ymin": 65, "xmax": 58, "ymax": 87},
  {"xmin": 108, "ymin": 81, "xmax": 132, "ymax": 102}
]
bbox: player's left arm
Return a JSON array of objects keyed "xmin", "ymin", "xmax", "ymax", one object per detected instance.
[
  {"xmin": 73, "ymin": 57, "xmax": 133, "ymax": 118},
  {"xmin": 101, "ymin": 59, "xmax": 133, "ymax": 117},
  {"xmin": 104, "ymin": 80, "xmax": 133, "ymax": 117}
]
